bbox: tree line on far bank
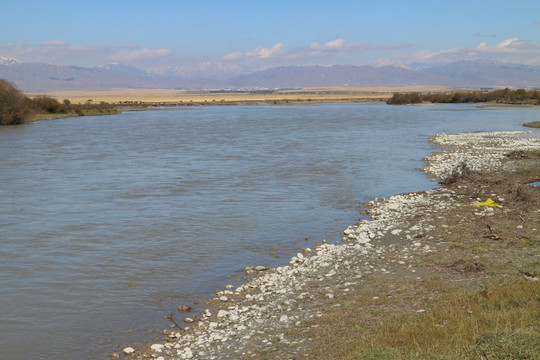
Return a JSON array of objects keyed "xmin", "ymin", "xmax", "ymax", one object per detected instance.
[
  {"xmin": 387, "ymin": 88, "xmax": 540, "ymax": 105},
  {"xmin": 0, "ymin": 79, "xmax": 117, "ymax": 125}
]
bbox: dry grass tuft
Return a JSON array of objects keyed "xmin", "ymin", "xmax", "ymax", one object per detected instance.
[{"xmin": 347, "ymin": 279, "xmax": 540, "ymax": 359}]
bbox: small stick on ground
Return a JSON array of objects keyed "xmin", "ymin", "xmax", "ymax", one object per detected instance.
[{"xmin": 165, "ymin": 314, "xmax": 182, "ymax": 329}]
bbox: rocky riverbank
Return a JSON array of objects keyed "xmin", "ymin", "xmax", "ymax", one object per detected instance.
[{"xmin": 116, "ymin": 131, "xmax": 539, "ymax": 360}]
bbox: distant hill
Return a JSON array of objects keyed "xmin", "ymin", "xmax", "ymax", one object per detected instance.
[
  {"xmin": 227, "ymin": 64, "xmax": 457, "ymax": 88},
  {"xmin": 0, "ymin": 61, "xmax": 184, "ymax": 92},
  {"xmin": 420, "ymin": 60, "xmax": 540, "ymax": 87},
  {"xmin": 228, "ymin": 62, "xmax": 540, "ymax": 88},
  {"xmin": 1, "ymin": 58, "xmax": 539, "ymax": 92}
]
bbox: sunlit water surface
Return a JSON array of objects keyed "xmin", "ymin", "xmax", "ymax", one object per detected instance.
[{"xmin": 1, "ymin": 103, "xmax": 538, "ymax": 359}]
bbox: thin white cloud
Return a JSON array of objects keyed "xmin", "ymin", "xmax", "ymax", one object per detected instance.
[
  {"xmin": 41, "ymin": 40, "xmax": 69, "ymax": 46},
  {"xmin": 308, "ymin": 39, "xmax": 369, "ymax": 53},
  {"xmin": 118, "ymin": 44, "xmax": 142, "ymax": 50},
  {"xmin": 0, "ymin": 42, "xmax": 110, "ymax": 65},
  {"xmin": 0, "ymin": 41, "xmax": 174, "ymax": 68},
  {"xmin": 476, "ymin": 38, "xmax": 538, "ymax": 53},
  {"xmin": 473, "ymin": 33, "xmax": 497, "ymax": 38},
  {"xmin": 223, "ymin": 39, "xmax": 373, "ymax": 66},
  {"xmin": 110, "ymin": 48, "xmax": 173, "ymax": 63},
  {"xmin": 377, "ymin": 38, "xmax": 540, "ymax": 67},
  {"xmin": 383, "ymin": 43, "xmax": 413, "ymax": 50},
  {"xmin": 247, "ymin": 43, "xmax": 283, "ymax": 58},
  {"xmin": 223, "ymin": 43, "xmax": 283, "ymax": 60}
]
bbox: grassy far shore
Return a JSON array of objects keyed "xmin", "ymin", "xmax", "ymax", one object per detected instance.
[{"xmin": 1, "ymin": 79, "xmax": 121, "ymax": 125}]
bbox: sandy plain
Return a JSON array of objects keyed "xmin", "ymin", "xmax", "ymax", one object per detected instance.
[{"xmin": 32, "ymin": 87, "xmax": 453, "ymax": 105}]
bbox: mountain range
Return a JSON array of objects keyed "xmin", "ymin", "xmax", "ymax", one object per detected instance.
[{"xmin": 1, "ymin": 57, "xmax": 539, "ymax": 92}]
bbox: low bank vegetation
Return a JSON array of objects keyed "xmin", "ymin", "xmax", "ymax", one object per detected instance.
[
  {"xmin": 387, "ymin": 88, "xmax": 540, "ymax": 105},
  {"xmin": 0, "ymin": 79, "xmax": 118, "ymax": 125},
  {"xmin": 347, "ymin": 279, "xmax": 539, "ymax": 359}
]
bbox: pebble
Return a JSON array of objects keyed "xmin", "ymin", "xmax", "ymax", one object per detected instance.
[
  {"xmin": 123, "ymin": 347, "xmax": 135, "ymax": 355},
  {"xmin": 150, "ymin": 344, "xmax": 164, "ymax": 352}
]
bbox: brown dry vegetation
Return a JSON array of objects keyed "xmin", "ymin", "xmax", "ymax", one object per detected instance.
[
  {"xmin": 0, "ymin": 79, "xmax": 30, "ymax": 125},
  {"xmin": 388, "ymin": 88, "xmax": 540, "ymax": 105}
]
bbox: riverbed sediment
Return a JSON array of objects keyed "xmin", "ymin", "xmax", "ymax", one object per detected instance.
[{"xmin": 119, "ymin": 131, "xmax": 539, "ymax": 360}]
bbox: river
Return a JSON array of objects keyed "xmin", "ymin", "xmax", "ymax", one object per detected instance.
[{"xmin": 0, "ymin": 103, "xmax": 538, "ymax": 359}]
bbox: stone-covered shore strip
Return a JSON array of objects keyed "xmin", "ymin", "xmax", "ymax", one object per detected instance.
[{"xmin": 119, "ymin": 131, "xmax": 539, "ymax": 360}]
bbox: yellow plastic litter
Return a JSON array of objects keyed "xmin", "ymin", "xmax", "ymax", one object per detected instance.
[{"xmin": 472, "ymin": 198, "xmax": 499, "ymax": 207}]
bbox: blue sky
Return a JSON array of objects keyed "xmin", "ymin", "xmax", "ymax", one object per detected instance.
[{"xmin": 1, "ymin": 0, "xmax": 539, "ymax": 77}]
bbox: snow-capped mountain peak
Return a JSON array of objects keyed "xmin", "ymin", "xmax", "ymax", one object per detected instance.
[{"xmin": 0, "ymin": 56, "xmax": 21, "ymax": 66}]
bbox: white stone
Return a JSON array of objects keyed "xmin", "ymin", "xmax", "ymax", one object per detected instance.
[
  {"xmin": 219, "ymin": 296, "xmax": 228, "ymax": 302},
  {"xmin": 208, "ymin": 322, "xmax": 218, "ymax": 329},
  {"xmin": 151, "ymin": 343, "xmax": 165, "ymax": 352},
  {"xmin": 217, "ymin": 310, "xmax": 228, "ymax": 318},
  {"xmin": 123, "ymin": 347, "xmax": 135, "ymax": 355},
  {"xmin": 325, "ymin": 269, "xmax": 336, "ymax": 277},
  {"xmin": 279, "ymin": 315, "xmax": 288, "ymax": 322}
]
